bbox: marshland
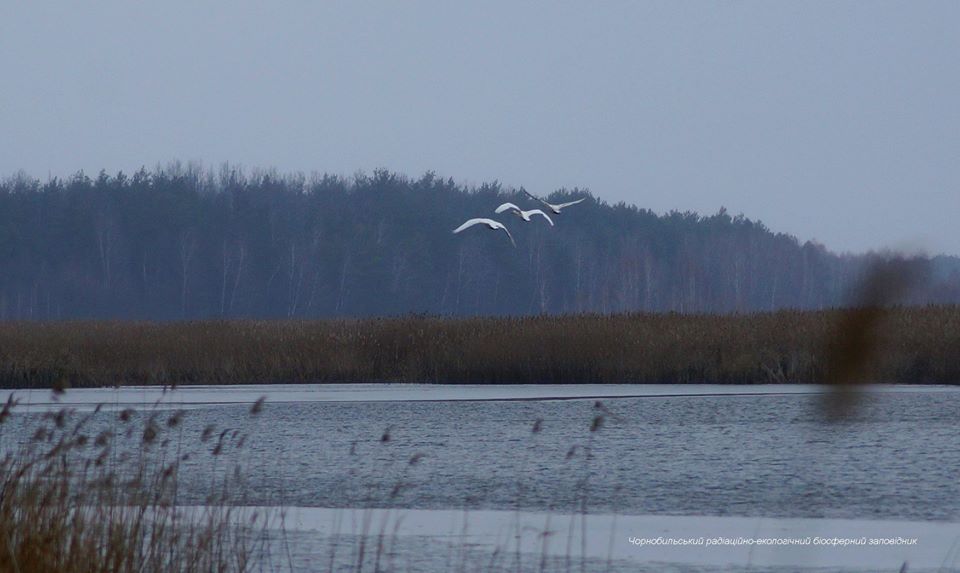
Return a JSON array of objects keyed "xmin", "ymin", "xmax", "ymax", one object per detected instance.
[
  {"xmin": 1, "ymin": 306, "xmax": 959, "ymax": 389},
  {"xmin": 5, "ymin": 1, "xmax": 960, "ymax": 571}
]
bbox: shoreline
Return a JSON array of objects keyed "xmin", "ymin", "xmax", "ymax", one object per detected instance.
[{"xmin": 4, "ymin": 382, "xmax": 958, "ymax": 412}]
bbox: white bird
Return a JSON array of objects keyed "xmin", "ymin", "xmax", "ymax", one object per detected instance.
[
  {"xmin": 494, "ymin": 203, "xmax": 555, "ymax": 226},
  {"xmin": 522, "ymin": 189, "xmax": 586, "ymax": 214},
  {"xmin": 452, "ymin": 218, "xmax": 516, "ymax": 247}
]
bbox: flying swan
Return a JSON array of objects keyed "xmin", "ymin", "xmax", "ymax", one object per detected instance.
[
  {"xmin": 494, "ymin": 203, "xmax": 555, "ymax": 226},
  {"xmin": 522, "ymin": 189, "xmax": 586, "ymax": 214},
  {"xmin": 452, "ymin": 218, "xmax": 516, "ymax": 247}
]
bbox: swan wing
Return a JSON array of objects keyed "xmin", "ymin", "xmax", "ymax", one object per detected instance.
[
  {"xmin": 500, "ymin": 225, "xmax": 516, "ymax": 247},
  {"xmin": 453, "ymin": 218, "xmax": 495, "ymax": 234},
  {"xmin": 453, "ymin": 218, "xmax": 514, "ymax": 247},
  {"xmin": 522, "ymin": 188, "xmax": 551, "ymax": 207},
  {"xmin": 553, "ymin": 197, "xmax": 586, "ymax": 210},
  {"xmin": 495, "ymin": 202, "xmax": 521, "ymax": 214},
  {"xmin": 526, "ymin": 209, "xmax": 555, "ymax": 226}
]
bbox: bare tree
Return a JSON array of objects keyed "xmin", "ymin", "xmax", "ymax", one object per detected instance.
[
  {"xmin": 95, "ymin": 211, "xmax": 116, "ymax": 289},
  {"xmin": 178, "ymin": 230, "xmax": 197, "ymax": 318},
  {"xmin": 219, "ymin": 239, "xmax": 246, "ymax": 317}
]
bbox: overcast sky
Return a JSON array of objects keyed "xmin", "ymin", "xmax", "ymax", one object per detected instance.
[{"xmin": 1, "ymin": 2, "xmax": 957, "ymax": 255}]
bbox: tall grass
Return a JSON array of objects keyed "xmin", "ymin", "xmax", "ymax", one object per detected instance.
[
  {"xmin": 0, "ymin": 394, "xmax": 269, "ymax": 573},
  {"xmin": 1, "ymin": 306, "xmax": 959, "ymax": 388}
]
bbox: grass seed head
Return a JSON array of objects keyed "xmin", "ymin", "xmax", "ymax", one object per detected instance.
[
  {"xmin": 201, "ymin": 424, "xmax": 216, "ymax": 442},
  {"xmin": 142, "ymin": 424, "xmax": 158, "ymax": 444},
  {"xmin": 166, "ymin": 410, "xmax": 184, "ymax": 428},
  {"xmin": 250, "ymin": 396, "xmax": 266, "ymax": 415},
  {"xmin": 590, "ymin": 415, "xmax": 604, "ymax": 432}
]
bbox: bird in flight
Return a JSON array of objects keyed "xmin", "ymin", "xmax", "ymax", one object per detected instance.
[
  {"xmin": 494, "ymin": 202, "xmax": 555, "ymax": 226},
  {"xmin": 522, "ymin": 189, "xmax": 586, "ymax": 214},
  {"xmin": 452, "ymin": 218, "xmax": 516, "ymax": 247}
]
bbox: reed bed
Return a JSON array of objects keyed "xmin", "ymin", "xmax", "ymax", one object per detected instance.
[{"xmin": 0, "ymin": 306, "xmax": 958, "ymax": 388}]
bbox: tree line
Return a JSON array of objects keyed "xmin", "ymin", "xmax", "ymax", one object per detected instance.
[{"xmin": 0, "ymin": 164, "xmax": 957, "ymax": 320}]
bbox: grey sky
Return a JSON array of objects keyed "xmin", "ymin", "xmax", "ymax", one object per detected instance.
[{"xmin": 1, "ymin": 2, "xmax": 957, "ymax": 255}]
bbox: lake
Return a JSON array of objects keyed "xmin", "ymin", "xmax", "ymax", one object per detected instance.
[{"xmin": 3, "ymin": 384, "xmax": 959, "ymax": 571}]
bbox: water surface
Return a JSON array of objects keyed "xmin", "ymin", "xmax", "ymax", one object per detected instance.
[{"xmin": 5, "ymin": 384, "xmax": 958, "ymax": 521}]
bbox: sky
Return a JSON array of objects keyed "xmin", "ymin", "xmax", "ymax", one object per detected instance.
[{"xmin": 1, "ymin": 2, "xmax": 958, "ymax": 255}]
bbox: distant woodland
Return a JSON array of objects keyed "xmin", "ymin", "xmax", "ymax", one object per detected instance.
[{"xmin": 1, "ymin": 164, "xmax": 958, "ymax": 320}]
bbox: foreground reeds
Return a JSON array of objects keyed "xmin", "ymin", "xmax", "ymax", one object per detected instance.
[
  {"xmin": 0, "ymin": 395, "xmax": 267, "ymax": 572},
  {"xmin": 0, "ymin": 306, "xmax": 958, "ymax": 388}
]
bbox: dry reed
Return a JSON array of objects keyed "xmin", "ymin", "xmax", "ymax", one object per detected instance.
[
  {"xmin": 0, "ymin": 394, "xmax": 268, "ymax": 573},
  {"xmin": 0, "ymin": 306, "xmax": 958, "ymax": 388}
]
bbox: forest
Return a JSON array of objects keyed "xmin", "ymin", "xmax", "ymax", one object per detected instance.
[{"xmin": 1, "ymin": 163, "xmax": 958, "ymax": 320}]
